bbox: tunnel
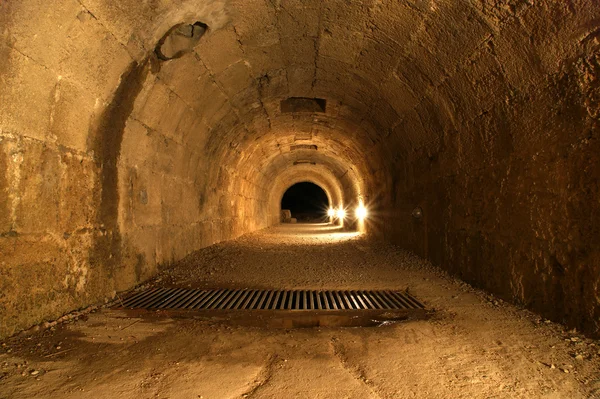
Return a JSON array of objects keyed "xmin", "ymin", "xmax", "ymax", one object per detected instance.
[
  {"xmin": 280, "ymin": 182, "xmax": 330, "ymax": 222},
  {"xmin": 0, "ymin": 1, "xmax": 599, "ymax": 397}
]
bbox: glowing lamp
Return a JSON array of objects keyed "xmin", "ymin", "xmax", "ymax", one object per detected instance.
[
  {"xmin": 336, "ymin": 209, "xmax": 346, "ymax": 219},
  {"xmin": 327, "ymin": 208, "xmax": 335, "ymax": 217},
  {"xmin": 356, "ymin": 204, "xmax": 368, "ymax": 220}
]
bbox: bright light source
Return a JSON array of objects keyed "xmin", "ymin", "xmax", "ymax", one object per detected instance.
[
  {"xmin": 327, "ymin": 208, "xmax": 335, "ymax": 217},
  {"xmin": 336, "ymin": 208, "xmax": 346, "ymax": 219},
  {"xmin": 356, "ymin": 204, "xmax": 368, "ymax": 220}
]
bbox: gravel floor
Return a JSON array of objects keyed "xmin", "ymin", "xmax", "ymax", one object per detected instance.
[{"xmin": 1, "ymin": 224, "xmax": 599, "ymax": 398}]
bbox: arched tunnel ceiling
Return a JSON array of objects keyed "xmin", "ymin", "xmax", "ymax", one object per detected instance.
[
  {"xmin": 1, "ymin": 0, "xmax": 599, "ymax": 339},
  {"xmin": 120, "ymin": 0, "xmax": 595, "ymax": 205},
  {"xmin": 131, "ymin": 0, "xmax": 486, "ymax": 209},
  {"xmin": 7, "ymin": 0, "xmax": 594, "ymax": 202},
  {"xmin": 268, "ymin": 163, "xmax": 346, "ymax": 223}
]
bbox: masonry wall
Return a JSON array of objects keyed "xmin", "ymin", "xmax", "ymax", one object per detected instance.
[
  {"xmin": 1, "ymin": 0, "xmax": 598, "ymax": 340},
  {"xmin": 0, "ymin": 1, "xmax": 269, "ymax": 338},
  {"xmin": 383, "ymin": 4, "xmax": 600, "ymax": 336}
]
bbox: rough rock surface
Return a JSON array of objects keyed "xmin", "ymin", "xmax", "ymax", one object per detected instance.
[{"xmin": 0, "ymin": 0, "xmax": 598, "ymax": 338}]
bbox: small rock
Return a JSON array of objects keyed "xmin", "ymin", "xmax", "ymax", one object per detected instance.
[
  {"xmin": 561, "ymin": 368, "xmax": 570, "ymax": 373},
  {"xmin": 550, "ymin": 364, "xmax": 555, "ymax": 369},
  {"xmin": 575, "ymin": 354, "xmax": 584, "ymax": 361},
  {"xmin": 30, "ymin": 370, "xmax": 39, "ymax": 376}
]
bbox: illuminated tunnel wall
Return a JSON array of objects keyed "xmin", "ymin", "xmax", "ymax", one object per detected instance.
[{"xmin": 0, "ymin": 0, "xmax": 598, "ymax": 338}]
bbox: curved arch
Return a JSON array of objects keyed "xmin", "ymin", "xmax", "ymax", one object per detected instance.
[
  {"xmin": 267, "ymin": 164, "xmax": 346, "ymax": 225},
  {"xmin": 1, "ymin": 0, "xmax": 598, "ymax": 338},
  {"xmin": 279, "ymin": 181, "xmax": 330, "ymax": 222}
]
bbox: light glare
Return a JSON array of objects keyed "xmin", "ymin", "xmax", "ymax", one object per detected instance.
[
  {"xmin": 356, "ymin": 204, "xmax": 368, "ymax": 220},
  {"xmin": 336, "ymin": 209, "xmax": 346, "ymax": 219},
  {"xmin": 327, "ymin": 208, "xmax": 335, "ymax": 217}
]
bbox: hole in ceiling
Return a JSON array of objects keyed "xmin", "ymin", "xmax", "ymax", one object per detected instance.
[
  {"xmin": 294, "ymin": 160, "xmax": 317, "ymax": 165},
  {"xmin": 290, "ymin": 144, "xmax": 318, "ymax": 151},
  {"xmin": 281, "ymin": 97, "xmax": 327, "ymax": 113},
  {"xmin": 156, "ymin": 22, "xmax": 208, "ymax": 61}
]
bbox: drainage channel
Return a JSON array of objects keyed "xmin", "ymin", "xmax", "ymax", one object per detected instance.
[{"xmin": 114, "ymin": 288, "xmax": 429, "ymax": 328}]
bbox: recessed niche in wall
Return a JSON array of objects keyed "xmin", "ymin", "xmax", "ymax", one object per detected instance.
[
  {"xmin": 290, "ymin": 144, "xmax": 318, "ymax": 151},
  {"xmin": 293, "ymin": 160, "xmax": 317, "ymax": 165},
  {"xmin": 281, "ymin": 97, "xmax": 327, "ymax": 113},
  {"xmin": 156, "ymin": 22, "xmax": 208, "ymax": 61}
]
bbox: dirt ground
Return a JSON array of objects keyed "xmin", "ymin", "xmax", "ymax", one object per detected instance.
[{"xmin": 1, "ymin": 224, "xmax": 599, "ymax": 398}]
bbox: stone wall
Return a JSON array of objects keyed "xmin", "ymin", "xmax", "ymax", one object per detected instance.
[
  {"xmin": 383, "ymin": 3, "xmax": 600, "ymax": 336},
  {"xmin": 1, "ymin": 0, "xmax": 598, "ymax": 338}
]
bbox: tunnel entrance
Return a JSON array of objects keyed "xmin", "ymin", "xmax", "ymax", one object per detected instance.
[{"xmin": 281, "ymin": 182, "xmax": 329, "ymax": 223}]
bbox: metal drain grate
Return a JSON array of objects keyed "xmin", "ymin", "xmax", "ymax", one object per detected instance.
[{"xmin": 118, "ymin": 288, "xmax": 425, "ymax": 311}]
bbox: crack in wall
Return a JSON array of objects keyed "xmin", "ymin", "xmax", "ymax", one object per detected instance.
[{"xmin": 76, "ymin": 0, "xmax": 143, "ymax": 61}]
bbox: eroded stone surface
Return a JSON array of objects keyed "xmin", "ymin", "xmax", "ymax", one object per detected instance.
[{"xmin": 0, "ymin": 0, "xmax": 598, "ymax": 338}]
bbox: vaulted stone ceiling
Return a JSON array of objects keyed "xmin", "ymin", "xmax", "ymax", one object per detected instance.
[{"xmin": 0, "ymin": 0, "xmax": 598, "ymax": 338}]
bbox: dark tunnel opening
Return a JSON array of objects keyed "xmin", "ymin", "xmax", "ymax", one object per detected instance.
[{"xmin": 281, "ymin": 182, "xmax": 329, "ymax": 222}]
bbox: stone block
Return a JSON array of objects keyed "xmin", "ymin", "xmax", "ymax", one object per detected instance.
[
  {"xmin": 120, "ymin": 118, "xmax": 152, "ymax": 166},
  {"xmin": 58, "ymin": 152, "xmax": 98, "ymax": 233},
  {"xmin": 157, "ymin": 93, "xmax": 187, "ymax": 143},
  {"xmin": 151, "ymin": 135, "xmax": 186, "ymax": 175},
  {"xmin": 181, "ymin": 183, "xmax": 201, "ymax": 222},
  {"xmin": 195, "ymin": 82, "xmax": 230, "ymax": 126},
  {"xmin": 286, "ymin": 66, "xmax": 315, "ymax": 97},
  {"xmin": 196, "ymin": 28, "xmax": 244, "ymax": 74},
  {"xmin": 8, "ymin": 0, "xmax": 133, "ymax": 100},
  {"xmin": 15, "ymin": 141, "xmax": 61, "ymax": 233},
  {"xmin": 160, "ymin": 176, "xmax": 184, "ymax": 224},
  {"xmin": 130, "ymin": 168, "xmax": 163, "ymax": 227},
  {"xmin": 0, "ymin": 43, "xmax": 56, "ymax": 141},
  {"xmin": 136, "ymin": 81, "xmax": 172, "ymax": 131},
  {"xmin": 319, "ymin": 25, "xmax": 363, "ymax": 65},
  {"xmin": 0, "ymin": 235, "xmax": 72, "ymax": 337},
  {"xmin": 159, "ymin": 52, "xmax": 209, "ymax": 108},
  {"xmin": 243, "ymin": 44, "xmax": 287, "ymax": 77},
  {"xmin": 278, "ymin": 0, "xmax": 320, "ymax": 38},
  {"xmin": 124, "ymin": 226, "xmax": 158, "ymax": 278},
  {"xmin": 0, "ymin": 138, "xmax": 14, "ymax": 233},
  {"xmin": 281, "ymin": 36, "xmax": 316, "ymax": 66},
  {"xmin": 281, "ymin": 209, "xmax": 292, "ymax": 223},
  {"xmin": 50, "ymin": 78, "xmax": 96, "ymax": 152},
  {"xmin": 215, "ymin": 61, "xmax": 254, "ymax": 98}
]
